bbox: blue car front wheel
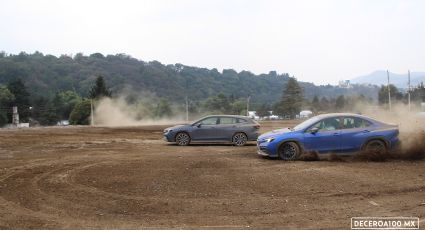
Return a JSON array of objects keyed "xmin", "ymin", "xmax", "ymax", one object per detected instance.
[{"xmin": 278, "ymin": 142, "xmax": 301, "ymax": 160}]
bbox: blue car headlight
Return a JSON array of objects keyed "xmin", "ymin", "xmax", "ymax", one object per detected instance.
[{"xmin": 265, "ymin": 137, "xmax": 275, "ymax": 143}]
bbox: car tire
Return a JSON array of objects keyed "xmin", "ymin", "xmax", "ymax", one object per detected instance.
[
  {"xmin": 364, "ymin": 139, "xmax": 387, "ymax": 153},
  {"xmin": 278, "ymin": 142, "xmax": 301, "ymax": 160},
  {"xmin": 175, "ymin": 132, "xmax": 191, "ymax": 146},
  {"xmin": 232, "ymin": 132, "xmax": 247, "ymax": 146}
]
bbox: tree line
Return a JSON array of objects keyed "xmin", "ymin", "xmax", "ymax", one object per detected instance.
[{"xmin": 0, "ymin": 51, "xmax": 379, "ymax": 105}]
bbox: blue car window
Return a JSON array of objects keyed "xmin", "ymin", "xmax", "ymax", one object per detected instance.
[
  {"xmin": 309, "ymin": 117, "xmax": 341, "ymax": 132},
  {"xmin": 343, "ymin": 117, "xmax": 371, "ymax": 129}
]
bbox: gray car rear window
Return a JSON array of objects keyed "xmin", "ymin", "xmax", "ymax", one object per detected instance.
[
  {"xmin": 237, "ymin": 118, "xmax": 247, "ymax": 123},
  {"xmin": 220, "ymin": 117, "xmax": 237, "ymax": 124}
]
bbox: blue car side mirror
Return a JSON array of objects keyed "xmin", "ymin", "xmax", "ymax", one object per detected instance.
[{"xmin": 310, "ymin": 127, "xmax": 319, "ymax": 134}]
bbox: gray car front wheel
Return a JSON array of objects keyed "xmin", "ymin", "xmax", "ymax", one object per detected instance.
[
  {"xmin": 175, "ymin": 132, "xmax": 190, "ymax": 146},
  {"xmin": 232, "ymin": 132, "xmax": 247, "ymax": 146}
]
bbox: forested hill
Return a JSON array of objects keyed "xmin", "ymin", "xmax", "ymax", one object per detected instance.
[{"xmin": 0, "ymin": 52, "xmax": 379, "ymax": 103}]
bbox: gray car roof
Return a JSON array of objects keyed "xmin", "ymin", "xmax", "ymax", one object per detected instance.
[{"xmin": 203, "ymin": 115, "xmax": 252, "ymax": 119}]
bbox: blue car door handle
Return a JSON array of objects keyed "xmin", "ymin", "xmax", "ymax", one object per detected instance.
[
  {"xmin": 333, "ymin": 133, "xmax": 339, "ymax": 136},
  {"xmin": 363, "ymin": 130, "xmax": 370, "ymax": 133}
]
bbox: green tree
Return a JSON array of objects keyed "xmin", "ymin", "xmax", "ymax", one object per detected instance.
[
  {"xmin": 319, "ymin": 97, "xmax": 330, "ymax": 112},
  {"xmin": 335, "ymin": 95, "xmax": 345, "ymax": 110},
  {"xmin": 411, "ymin": 83, "xmax": 425, "ymax": 103},
  {"xmin": 7, "ymin": 79, "xmax": 31, "ymax": 122},
  {"xmin": 0, "ymin": 85, "xmax": 15, "ymax": 104},
  {"xmin": 229, "ymin": 100, "xmax": 246, "ymax": 115},
  {"xmin": 155, "ymin": 99, "xmax": 172, "ymax": 118},
  {"xmin": 277, "ymin": 78, "xmax": 304, "ymax": 118},
  {"xmin": 256, "ymin": 104, "xmax": 270, "ymax": 117},
  {"xmin": 311, "ymin": 95, "xmax": 320, "ymax": 112},
  {"xmin": 53, "ymin": 91, "xmax": 82, "ymax": 120},
  {"xmin": 203, "ymin": 93, "xmax": 231, "ymax": 114},
  {"xmin": 69, "ymin": 100, "xmax": 91, "ymax": 125},
  {"xmin": 378, "ymin": 84, "xmax": 403, "ymax": 105},
  {"xmin": 32, "ymin": 97, "xmax": 59, "ymax": 125},
  {"xmin": 0, "ymin": 86, "xmax": 15, "ymax": 126},
  {"xmin": 89, "ymin": 76, "xmax": 111, "ymax": 99}
]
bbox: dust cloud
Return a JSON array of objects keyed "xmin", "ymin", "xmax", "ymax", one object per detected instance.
[
  {"xmin": 92, "ymin": 96, "xmax": 187, "ymax": 127},
  {"xmin": 346, "ymin": 102, "xmax": 424, "ymax": 161}
]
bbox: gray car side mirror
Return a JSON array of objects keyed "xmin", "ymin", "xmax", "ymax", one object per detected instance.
[{"xmin": 196, "ymin": 123, "xmax": 202, "ymax": 128}]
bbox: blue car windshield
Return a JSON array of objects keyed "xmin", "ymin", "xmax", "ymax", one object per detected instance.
[{"xmin": 293, "ymin": 117, "xmax": 321, "ymax": 131}]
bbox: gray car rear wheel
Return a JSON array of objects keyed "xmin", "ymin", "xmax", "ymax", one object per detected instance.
[
  {"xmin": 278, "ymin": 142, "xmax": 301, "ymax": 160},
  {"xmin": 232, "ymin": 132, "xmax": 247, "ymax": 146},
  {"xmin": 175, "ymin": 132, "xmax": 190, "ymax": 146}
]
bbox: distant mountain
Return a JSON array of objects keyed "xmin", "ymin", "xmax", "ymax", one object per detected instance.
[{"xmin": 351, "ymin": 70, "xmax": 425, "ymax": 89}]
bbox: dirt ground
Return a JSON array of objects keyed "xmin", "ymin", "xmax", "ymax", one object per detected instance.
[{"xmin": 0, "ymin": 120, "xmax": 424, "ymax": 229}]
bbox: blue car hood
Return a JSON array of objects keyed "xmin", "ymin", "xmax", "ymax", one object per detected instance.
[{"xmin": 259, "ymin": 128, "xmax": 293, "ymax": 139}]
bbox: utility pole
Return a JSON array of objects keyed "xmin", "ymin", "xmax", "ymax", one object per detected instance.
[
  {"xmin": 246, "ymin": 95, "xmax": 251, "ymax": 117},
  {"xmin": 387, "ymin": 70, "xmax": 391, "ymax": 111},
  {"xmin": 90, "ymin": 99, "xmax": 94, "ymax": 126},
  {"xmin": 185, "ymin": 78, "xmax": 189, "ymax": 122},
  {"xmin": 408, "ymin": 70, "xmax": 411, "ymax": 112},
  {"xmin": 185, "ymin": 96, "xmax": 189, "ymax": 122}
]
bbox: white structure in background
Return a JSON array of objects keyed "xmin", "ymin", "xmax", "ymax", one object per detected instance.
[
  {"xmin": 247, "ymin": 111, "xmax": 260, "ymax": 120},
  {"xmin": 338, "ymin": 80, "xmax": 352, "ymax": 88},
  {"xmin": 12, "ymin": 106, "xmax": 19, "ymax": 125},
  {"xmin": 269, "ymin": 115, "xmax": 279, "ymax": 120},
  {"xmin": 57, "ymin": 120, "xmax": 70, "ymax": 126},
  {"xmin": 299, "ymin": 110, "xmax": 313, "ymax": 119},
  {"xmin": 17, "ymin": 123, "xmax": 29, "ymax": 128}
]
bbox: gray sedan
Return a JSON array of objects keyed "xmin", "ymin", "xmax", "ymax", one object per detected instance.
[{"xmin": 163, "ymin": 115, "xmax": 260, "ymax": 146}]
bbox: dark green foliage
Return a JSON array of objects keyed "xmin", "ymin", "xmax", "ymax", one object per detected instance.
[
  {"xmin": 89, "ymin": 76, "xmax": 111, "ymax": 99},
  {"xmin": 0, "ymin": 111, "xmax": 7, "ymax": 127},
  {"xmin": 410, "ymin": 83, "xmax": 425, "ymax": 103},
  {"xmin": 0, "ymin": 85, "xmax": 15, "ymax": 126},
  {"xmin": 201, "ymin": 93, "xmax": 247, "ymax": 115},
  {"xmin": 0, "ymin": 85, "xmax": 15, "ymax": 104},
  {"xmin": 0, "ymin": 52, "xmax": 380, "ymax": 105},
  {"xmin": 69, "ymin": 100, "xmax": 91, "ymax": 125},
  {"xmin": 335, "ymin": 95, "xmax": 345, "ymax": 110},
  {"xmin": 155, "ymin": 99, "xmax": 172, "ymax": 118},
  {"xmin": 7, "ymin": 79, "xmax": 30, "ymax": 122},
  {"xmin": 53, "ymin": 91, "xmax": 82, "ymax": 120},
  {"xmin": 204, "ymin": 93, "xmax": 231, "ymax": 114},
  {"xmin": 256, "ymin": 104, "xmax": 270, "ymax": 117},
  {"xmin": 378, "ymin": 84, "xmax": 403, "ymax": 105},
  {"xmin": 311, "ymin": 95, "xmax": 320, "ymax": 112},
  {"xmin": 276, "ymin": 78, "xmax": 304, "ymax": 118},
  {"xmin": 31, "ymin": 97, "xmax": 59, "ymax": 125}
]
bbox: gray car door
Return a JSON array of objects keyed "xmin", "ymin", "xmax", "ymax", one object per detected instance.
[
  {"xmin": 216, "ymin": 117, "xmax": 240, "ymax": 140},
  {"xmin": 191, "ymin": 117, "xmax": 219, "ymax": 141}
]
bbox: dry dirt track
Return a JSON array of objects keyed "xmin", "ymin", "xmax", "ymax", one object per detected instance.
[{"xmin": 0, "ymin": 121, "xmax": 424, "ymax": 229}]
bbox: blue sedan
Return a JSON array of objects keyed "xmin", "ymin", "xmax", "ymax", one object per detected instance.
[{"xmin": 257, "ymin": 113, "xmax": 399, "ymax": 160}]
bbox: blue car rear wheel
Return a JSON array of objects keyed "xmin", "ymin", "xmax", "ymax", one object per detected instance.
[{"xmin": 278, "ymin": 142, "xmax": 300, "ymax": 160}]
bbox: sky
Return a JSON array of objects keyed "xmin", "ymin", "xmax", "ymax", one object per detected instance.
[{"xmin": 0, "ymin": 0, "xmax": 424, "ymax": 85}]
